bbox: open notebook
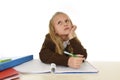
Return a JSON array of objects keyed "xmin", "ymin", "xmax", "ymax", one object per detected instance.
[{"xmin": 14, "ymin": 59, "xmax": 99, "ymax": 74}]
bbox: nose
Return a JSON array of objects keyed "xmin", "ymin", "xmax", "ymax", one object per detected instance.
[{"xmin": 63, "ymin": 22, "xmax": 68, "ymax": 27}]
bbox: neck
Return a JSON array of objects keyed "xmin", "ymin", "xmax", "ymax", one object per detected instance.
[{"xmin": 60, "ymin": 35, "xmax": 69, "ymax": 41}]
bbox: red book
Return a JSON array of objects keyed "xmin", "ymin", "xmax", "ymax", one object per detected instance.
[{"xmin": 0, "ymin": 68, "xmax": 19, "ymax": 80}]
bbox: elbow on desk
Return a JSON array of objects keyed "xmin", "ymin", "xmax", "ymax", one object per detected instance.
[
  {"xmin": 83, "ymin": 49, "xmax": 87, "ymax": 59},
  {"xmin": 39, "ymin": 52, "xmax": 50, "ymax": 64}
]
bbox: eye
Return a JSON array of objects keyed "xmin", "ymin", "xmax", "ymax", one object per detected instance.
[
  {"xmin": 57, "ymin": 21, "xmax": 62, "ymax": 25},
  {"xmin": 65, "ymin": 19, "xmax": 70, "ymax": 23}
]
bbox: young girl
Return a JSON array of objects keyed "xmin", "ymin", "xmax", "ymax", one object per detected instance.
[{"xmin": 39, "ymin": 12, "xmax": 87, "ymax": 69}]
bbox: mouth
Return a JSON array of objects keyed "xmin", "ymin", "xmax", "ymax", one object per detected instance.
[{"xmin": 64, "ymin": 27, "xmax": 70, "ymax": 30}]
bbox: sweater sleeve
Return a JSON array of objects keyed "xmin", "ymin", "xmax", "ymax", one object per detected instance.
[
  {"xmin": 69, "ymin": 37, "xmax": 87, "ymax": 59},
  {"xmin": 39, "ymin": 34, "xmax": 69, "ymax": 66}
]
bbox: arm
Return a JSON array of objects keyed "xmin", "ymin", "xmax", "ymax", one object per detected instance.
[
  {"xmin": 69, "ymin": 38, "xmax": 87, "ymax": 59},
  {"xmin": 68, "ymin": 25, "xmax": 87, "ymax": 59},
  {"xmin": 39, "ymin": 34, "xmax": 69, "ymax": 66},
  {"xmin": 66, "ymin": 38, "xmax": 87, "ymax": 68}
]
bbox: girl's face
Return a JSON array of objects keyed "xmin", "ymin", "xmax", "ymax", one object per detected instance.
[{"xmin": 53, "ymin": 14, "xmax": 72, "ymax": 36}]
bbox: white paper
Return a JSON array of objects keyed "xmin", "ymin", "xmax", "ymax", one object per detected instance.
[{"xmin": 14, "ymin": 59, "xmax": 98, "ymax": 74}]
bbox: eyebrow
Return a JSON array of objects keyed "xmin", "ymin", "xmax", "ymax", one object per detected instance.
[{"xmin": 65, "ymin": 19, "xmax": 69, "ymax": 21}]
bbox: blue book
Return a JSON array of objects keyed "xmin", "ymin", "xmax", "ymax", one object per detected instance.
[{"xmin": 0, "ymin": 55, "xmax": 33, "ymax": 71}]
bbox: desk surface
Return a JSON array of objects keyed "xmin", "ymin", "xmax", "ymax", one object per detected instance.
[{"xmin": 19, "ymin": 61, "xmax": 120, "ymax": 80}]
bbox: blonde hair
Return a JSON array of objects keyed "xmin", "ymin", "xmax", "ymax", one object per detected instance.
[{"xmin": 49, "ymin": 12, "xmax": 73, "ymax": 55}]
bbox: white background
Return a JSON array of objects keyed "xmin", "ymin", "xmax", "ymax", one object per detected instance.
[{"xmin": 0, "ymin": 0, "xmax": 120, "ymax": 61}]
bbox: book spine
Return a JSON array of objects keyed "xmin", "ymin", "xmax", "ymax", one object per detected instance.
[{"xmin": 0, "ymin": 55, "xmax": 33, "ymax": 71}]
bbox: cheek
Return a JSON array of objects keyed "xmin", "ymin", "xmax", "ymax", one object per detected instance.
[
  {"xmin": 56, "ymin": 29, "xmax": 63, "ymax": 34},
  {"xmin": 54, "ymin": 27, "xmax": 60, "ymax": 34},
  {"xmin": 54, "ymin": 25, "xmax": 63, "ymax": 33},
  {"xmin": 69, "ymin": 25, "xmax": 73, "ymax": 28},
  {"xmin": 55, "ymin": 28, "xmax": 64, "ymax": 35}
]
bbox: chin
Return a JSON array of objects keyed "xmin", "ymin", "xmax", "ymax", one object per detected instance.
[
  {"xmin": 60, "ymin": 31, "xmax": 70, "ymax": 36},
  {"xmin": 62, "ymin": 33, "xmax": 69, "ymax": 36}
]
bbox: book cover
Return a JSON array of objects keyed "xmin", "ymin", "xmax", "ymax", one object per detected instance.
[
  {"xmin": 0, "ymin": 55, "xmax": 33, "ymax": 71},
  {"xmin": 0, "ymin": 68, "xmax": 19, "ymax": 80}
]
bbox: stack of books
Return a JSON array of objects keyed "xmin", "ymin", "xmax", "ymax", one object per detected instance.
[
  {"xmin": 0, "ymin": 68, "xmax": 19, "ymax": 80},
  {"xmin": 0, "ymin": 55, "xmax": 33, "ymax": 80}
]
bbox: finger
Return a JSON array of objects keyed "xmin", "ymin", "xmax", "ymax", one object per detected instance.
[
  {"xmin": 73, "ymin": 64, "xmax": 80, "ymax": 69},
  {"xmin": 72, "ymin": 25, "xmax": 77, "ymax": 30},
  {"xmin": 76, "ymin": 54, "xmax": 84, "ymax": 58},
  {"xmin": 70, "ymin": 25, "xmax": 76, "ymax": 32},
  {"xmin": 76, "ymin": 58, "xmax": 85, "ymax": 62},
  {"xmin": 80, "ymin": 58, "xmax": 85, "ymax": 61}
]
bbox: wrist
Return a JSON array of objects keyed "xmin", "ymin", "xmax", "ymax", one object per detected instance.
[{"xmin": 68, "ymin": 34, "xmax": 76, "ymax": 40}]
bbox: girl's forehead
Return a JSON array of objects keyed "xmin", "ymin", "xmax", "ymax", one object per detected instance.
[{"xmin": 53, "ymin": 14, "xmax": 69, "ymax": 21}]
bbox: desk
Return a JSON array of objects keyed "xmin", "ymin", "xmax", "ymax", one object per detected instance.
[{"xmin": 19, "ymin": 61, "xmax": 120, "ymax": 80}]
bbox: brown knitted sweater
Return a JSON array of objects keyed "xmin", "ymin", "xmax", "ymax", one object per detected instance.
[{"xmin": 39, "ymin": 34, "xmax": 87, "ymax": 66}]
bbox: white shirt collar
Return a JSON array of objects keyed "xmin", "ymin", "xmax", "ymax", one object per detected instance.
[{"xmin": 63, "ymin": 40, "xmax": 70, "ymax": 49}]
